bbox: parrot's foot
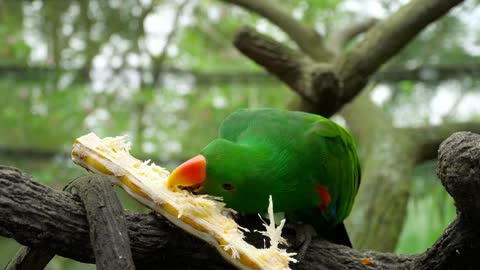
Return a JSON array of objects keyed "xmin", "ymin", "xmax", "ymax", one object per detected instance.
[{"xmin": 291, "ymin": 223, "xmax": 317, "ymax": 260}]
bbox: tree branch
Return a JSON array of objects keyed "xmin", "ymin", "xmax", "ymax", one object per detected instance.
[
  {"xmin": 328, "ymin": 18, "xmax": 378, "ymax": 53},
  {"xmin": 221, "ymin": 0, "xmax": 332, "ymax": 61},
  {"xmin": 233, "ymin": 27, "xmax": 341, "ymax": 114},
  {"xmin": 232, "ymin": 27, "xmax": 334, "ymax": 101},
  {"xmin": 437, "ymin": 132, "xmax": 480, "ymax": 224},
  {"xmin": 231, "ymin": 0, "xmax": 464, "ymax": 117},
  {"xmin": 67, "ymin": 175, "xmax": 135, "ymax": 270},
  {"xmin": 1, "ymin": 131, "xmax": 480, "ymax": 269},
  {"xmin": 334, "ymin": 0, "xmax": 463, "ymax": 110},
  {"xmin": 405, "ymin": 122, "xmax": 480, "ymax": 161},
  {"xmin": 0, "ymin": 166, "xmax": 232, "ymax": 269}
]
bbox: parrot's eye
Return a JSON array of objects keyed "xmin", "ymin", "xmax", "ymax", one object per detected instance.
[{"xmin": 222, "ymin": 183, "xmax": 235, "ymax": 191}]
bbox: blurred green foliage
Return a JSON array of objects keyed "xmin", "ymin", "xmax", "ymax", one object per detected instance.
[{"xmin": 396, "ymin": 162, "xmax": 456, "ymax": 254}]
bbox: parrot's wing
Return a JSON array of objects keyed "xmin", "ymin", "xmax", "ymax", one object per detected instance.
[
  {"xmin": 305, "ymin": 120, "xmax": 361, "ymax": 223},
  {"xmin": 306, "ymin": 119, "xmax": 342, "ymax": 138}
]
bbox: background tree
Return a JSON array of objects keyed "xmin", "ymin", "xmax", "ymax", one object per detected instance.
[
  {"xmin": 217, "ymin": 0, "xmax": 480, "ymax": 252},
  {"xmin": 1, "ymin": 0, "xmax": 480, "ymax": 269}
]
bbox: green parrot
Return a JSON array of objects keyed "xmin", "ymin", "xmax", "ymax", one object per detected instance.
[{"xmin": 167, "ymin": 108, "xmax": 361, "ymax": 253}]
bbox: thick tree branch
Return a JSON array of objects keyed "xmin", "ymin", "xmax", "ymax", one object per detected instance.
[
  {"xmin": 438, "ymin": 132, "xmax": 480, "ymax": 224},
  {"xmin": 232, "ymin": 0, "xmax": 464, "ymax": 117},
  {"xmin": 234, "ymin": 27, "xmax": 342, "ymax": 113},
  {"xmin": 1, "ymin": 131, "xmax": 480, "ymax": 269},
  {"xmin": 5, "ymin": 179, "xmax": 83, "ymax": 270},
  {"xmin": 233, "ymin": 27, "xmax": 339, "ymax": 103},
  {"xmin": 0, "ymin": 166, "xmax": 232, "ymax": 269},
  {"xmin": 221, "ymin": 0, "xmax": 332, "ymax": 61}
]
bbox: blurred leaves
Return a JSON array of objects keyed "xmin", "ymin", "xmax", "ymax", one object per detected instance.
[{"xmin": 0, "ymin": 1, "xmax": 30, "ymax": 65}]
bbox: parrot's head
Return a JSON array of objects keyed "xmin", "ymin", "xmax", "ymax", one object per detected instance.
[{"xmin": 166, "ymin": 139, "xmax": 271, "ymax": 212}]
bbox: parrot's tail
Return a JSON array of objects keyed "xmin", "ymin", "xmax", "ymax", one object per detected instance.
[{"xmin": 334, "ymin": 222, "xmax": 353, "ymax": 247}]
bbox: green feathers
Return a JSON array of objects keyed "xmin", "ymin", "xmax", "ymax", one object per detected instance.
[{"xmin": 199, "ymin": 108, "xmax": 361, "ymax": 230}]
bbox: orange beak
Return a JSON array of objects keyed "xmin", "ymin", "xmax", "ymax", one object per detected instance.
[{"xmin": 167, "ymin": 155, "xmax": 207, "ymax": 191}]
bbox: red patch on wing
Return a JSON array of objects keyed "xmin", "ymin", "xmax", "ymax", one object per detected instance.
[{"xmin": 314, "ymin": 184, "xmax": 331, "ymax": 211}]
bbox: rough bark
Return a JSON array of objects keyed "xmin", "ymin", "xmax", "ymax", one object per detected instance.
[
  {"xmin": 1, "ymin": 132, "xmax": 480, "ymax": 269},
  {"xmin": 0, "ymin": 166, "xmax": 232, "ymax": 269},
  {"xmin": 66, "ymin": 175, "xmax": 135, "ymax": 270},
  {"xmin": 233, "ymin": 27, "xmax": 334, "ymax": 104},
  {"xmin": 437, "ymin": 132, "xmax": 480, "ymax": 224}
]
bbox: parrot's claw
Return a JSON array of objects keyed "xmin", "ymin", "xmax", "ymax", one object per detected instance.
[{"xmin": 291, "ymin": 223, "xmax": 317, "ymax": 260}]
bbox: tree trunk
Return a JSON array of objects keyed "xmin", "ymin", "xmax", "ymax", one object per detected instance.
[{"xmin": 342, "ymin": 92, "xmax": 418, "ymax": 251}]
